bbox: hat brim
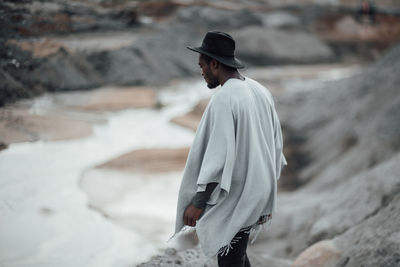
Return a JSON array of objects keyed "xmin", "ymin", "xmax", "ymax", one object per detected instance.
[{"xmin": 187, "ymin": 46, "xmax": 245, "ymax": 69}]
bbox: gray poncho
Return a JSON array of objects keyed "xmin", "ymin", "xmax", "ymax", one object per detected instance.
[{"xmin": 173, "ymin": 77, "xmax": 287, "ymax": 257}]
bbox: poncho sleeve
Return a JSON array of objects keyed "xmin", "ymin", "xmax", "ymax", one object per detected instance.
[{"xmin": 191, "ymin": 93, "xmax": 236, "ymax": 203}]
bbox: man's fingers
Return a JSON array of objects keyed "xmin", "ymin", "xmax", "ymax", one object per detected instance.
[
  {"xmin": 184, "ymin": 204, "xmax": 203, "ymax": 226},
  {"xmin": 191, "ymin": 212, "xmax": 200, "ymax": 226}
]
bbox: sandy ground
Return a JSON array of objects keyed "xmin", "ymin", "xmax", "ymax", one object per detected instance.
[
  {"xmin": 97, "ymin": 147, "xmax": 190, "ymax": 173},
  {"xmin": 7, "ymin": 31, "xmax": 141, "ymax": 58},
  {"xmin": 0, "ymin": 86, "xmax": 158, "ymax": 149},
  {"xmin": 170, "ymin": 99, "xmax": 209, "ymax": 131},
  {"xmin": 57, "ymin": 86, "xmax": 158, "ymax": 111},
  {"xmin": 0, "ymin": 106, "xmax": 93, "ymax": 146}
]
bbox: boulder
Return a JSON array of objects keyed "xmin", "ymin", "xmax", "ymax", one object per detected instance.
[
  {"xmin": 234, "ymin": 26, "xmax": 335, "ymax": 65},
  {"xmin": 292, "ymin": 240, "xmax": 341, "ymax": 267}
]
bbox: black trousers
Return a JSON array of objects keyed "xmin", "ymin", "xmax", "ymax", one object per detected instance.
[{"xmin": 217, "ymin": 230, "xmax": 251, "ymax": 267}]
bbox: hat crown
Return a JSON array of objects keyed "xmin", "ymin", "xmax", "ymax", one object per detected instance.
[
  {"xmin": 201, "ymin": 31, "xmax": 235, "ymax": 57},
  {"xmin": 186, "ymin": 30, "xmax": 245, "ymax": 69}
]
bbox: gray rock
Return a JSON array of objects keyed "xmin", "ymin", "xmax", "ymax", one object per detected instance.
[
  {"xmin": 32, "ymin": 48, "xmax": 102, "ymax": 91},
  {"xmin": 175, "ymin": 6, "xmax": 262, "ymax": 30},
  {"xmin": 259, "ymin": 11, "xmax": 301, "ymax": 28},
  {"xmin": 1, "ymin": 43, "xmax": 101, "ymax": 97},
  {"xmin": 247, "ymin": 250, "xmax": 292, "ymax": 267},
  {"xmin": 137, "ymin": 245, "xmax": 292, "ymax": 267},
  {"xmin": 234, "ymin": 26, "xmax": 335, "ymax": 65},
  {"xmin": 251, "ymin": 153, "xmax": 400, "ymax": 259},
  {"xmin": 0, "ymin": 67, "xmax": 32, "ymax": 105},
  {"xmin": 292, "ymin": 239, "xmax": 341, "ymax": 267},
  {"xmin": 333, "ymin": 189, "xmax": 400, "ymax": 267},
  {"xmin": 84, "ymin": 27, "xmax": 198, "ymax": 86},
  {"xmin": 0, "ymin": 0, "xmax": 139, "ymax": 37},
  {"xmin": 285, "ymin": 42, "xmax": 400, "ymax": 187},
  {"xmin": 249, "ymin": 43, "xmax": 400, "ymax": 262},
  {"xmin": 308, "ymin": 153, "xmax": 400, "ymax": 244},
  {"xmin": 136, "ymin": 247, "xmax": 215, "ymax": 267}
]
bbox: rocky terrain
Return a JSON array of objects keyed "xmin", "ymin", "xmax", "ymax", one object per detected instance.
[
  {"xmin": 263, "ymin": 42, "xmax": 400, "ymax": 266},
  {"xmin": 2, "ymin": 0, "xmax": 400, "ymax": 105},
  {"xmin": 1, "ymin": 1, "xmax": 400, "ymax": 266}
]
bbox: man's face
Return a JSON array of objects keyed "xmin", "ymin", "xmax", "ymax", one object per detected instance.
[{"xmin": 199, "ymin": 55, "xmax": 219, "ymax": 89}]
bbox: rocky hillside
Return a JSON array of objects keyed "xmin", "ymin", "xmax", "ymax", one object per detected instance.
[
  {"xmin": 139, "ymin": 42, "xmax": 400, "ymax": 267},
  {"xmin": 257, "ymin": 42, "xmax": 400, "ymax": 266},
  {"xmin": 2, "ymin": 0, "xmax": 400, "ymax": 106}
]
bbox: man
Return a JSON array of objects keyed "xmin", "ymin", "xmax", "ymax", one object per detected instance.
[{"xmin": 173, "ymin": 31, "xmax": 287, "ymax": 267}]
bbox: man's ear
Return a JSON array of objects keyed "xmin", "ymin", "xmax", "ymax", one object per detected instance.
[{"xmin": 210, "ymin": 59, "xmax": 219, "ymax": 70}]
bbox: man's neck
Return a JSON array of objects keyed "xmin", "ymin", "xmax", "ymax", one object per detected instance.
[{"xmin": 220, "ymin": 70, "xmax": 244, "ymax": 86}]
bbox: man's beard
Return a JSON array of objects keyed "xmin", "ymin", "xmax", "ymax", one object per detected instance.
[{"xmin": 206, "ymin": 78, "xmax": 219, "ymax": 89}]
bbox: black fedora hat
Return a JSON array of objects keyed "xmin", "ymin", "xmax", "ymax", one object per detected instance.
[{"xmin": 187, "ymin": 31, "xmax": 245, "ymax": 69}]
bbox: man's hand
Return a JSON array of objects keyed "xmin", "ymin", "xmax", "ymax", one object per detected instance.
[{"xmin": 184, "ymin": 204, "xmax": 203, "ymax": 227}]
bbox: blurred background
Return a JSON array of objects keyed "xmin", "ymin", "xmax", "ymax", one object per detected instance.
[{"xmin": 1, "ymin": 0, "xmax": 400, "ymax": 266}]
